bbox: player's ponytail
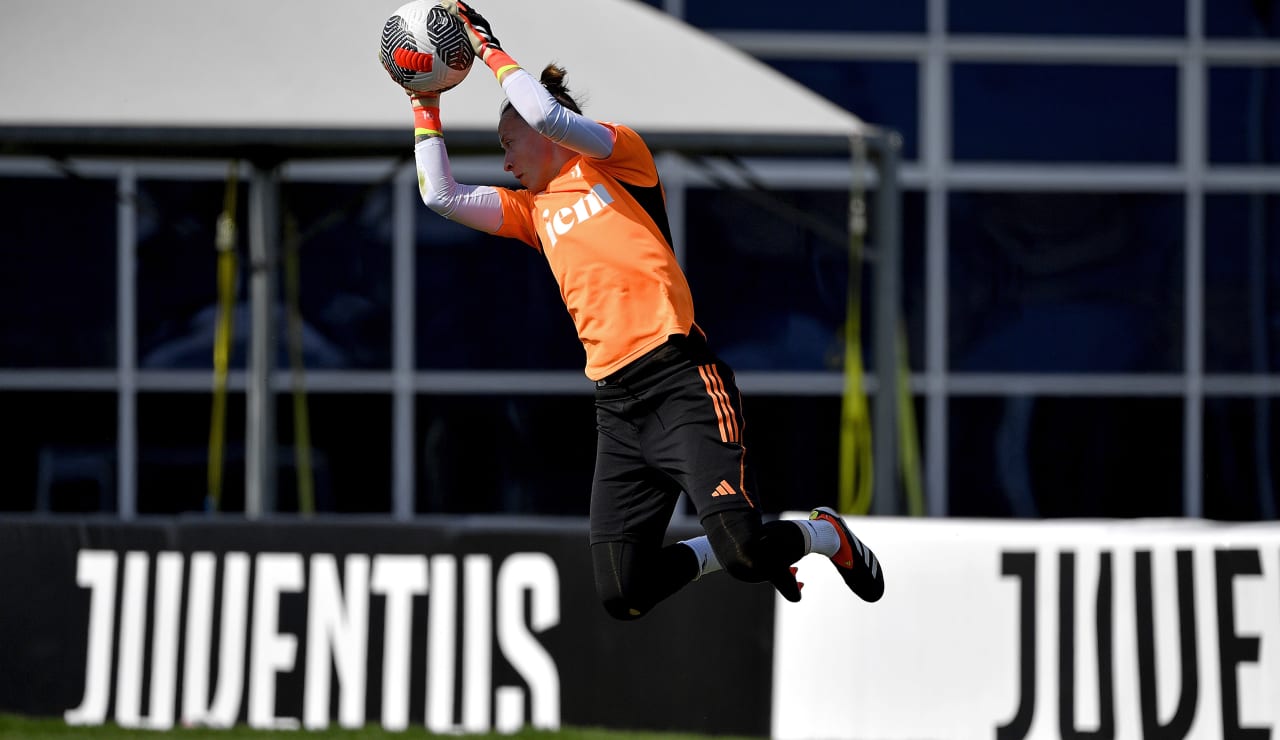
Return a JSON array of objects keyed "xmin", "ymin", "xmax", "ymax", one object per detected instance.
[{"xmin": 540, "ymin": 63, "xmax": 583, "ymax": 114}]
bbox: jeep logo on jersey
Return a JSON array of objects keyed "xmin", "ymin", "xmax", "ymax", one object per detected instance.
[{"xmin": 540, "ymin": 184, "xmax": 614, "ymax": 249}]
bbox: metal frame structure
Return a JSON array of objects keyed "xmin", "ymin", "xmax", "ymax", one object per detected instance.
[
  {"xmin": 717, "ymin": 0, "xmax": 1280, "ymax": 518},
  {"xmin": 0, "ymin": 137, "xmax": 905, "ymax": 519},
  {"xmin": 2, "ymin": 0, "xmax": 907, "ymax": 519},
  {"xmin": 6, "ymin": 0, "xmax": 1279, "ymax": 519}
]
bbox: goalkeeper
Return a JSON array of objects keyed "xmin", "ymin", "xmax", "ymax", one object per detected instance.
[{"xmin": 400, "ymin": 0, "xmax": 885, "ymax": 618}]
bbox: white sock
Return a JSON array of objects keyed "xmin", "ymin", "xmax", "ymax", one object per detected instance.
[
  {"xmin": 796, "ymin": 518, "xmax": 841, "ymax": 557},
  {"xmin": 680, "ymin": 536, "xmax": 722, "ymax": 579}
]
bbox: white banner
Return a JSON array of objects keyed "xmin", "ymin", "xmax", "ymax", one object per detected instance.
[{"xmin": 772, "ymin": 517, "xmax": 1280, "ymax": 740}]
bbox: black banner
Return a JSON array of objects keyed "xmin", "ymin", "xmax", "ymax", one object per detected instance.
[{"xmin": 0, "ymin": 516, "xmax": 774, "ymax": 736}]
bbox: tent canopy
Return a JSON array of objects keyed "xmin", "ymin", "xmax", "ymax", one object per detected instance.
[
  {"xmin": 0, "ymin": 0, "xmax": 877, "ymax": 159},
  {"xmin": 0, "ymin": 0, "xmax": 906, "ymax": 517}
]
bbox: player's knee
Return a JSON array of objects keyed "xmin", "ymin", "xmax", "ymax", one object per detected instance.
[
  {"xmin": 704, "ymin": 512, "xmax": 771, "ymax": 583},
  {"xmin": 596, "ymin": 577, "xmax": 647, "ymax": 620},
  {"xmin": 706, "ymin": 529, "xmax": 765, "ymax": 581},
  {"xmin": 716, "ymin": 546, "xmax": 769, "ymax": 583},
  {"xmin": 599, "ymin": 593, "xmax": 647, "ymax": 621},
  {"xmin": 591, "ymin": 541, "xmax": 652, "ymax": 621}
]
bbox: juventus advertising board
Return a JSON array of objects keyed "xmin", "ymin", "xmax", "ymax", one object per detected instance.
[
  {"xmin": 773, "ymin": 518, "xmax": 1280, "ymax": 740},
  {"xmin": 2, "ymin": 516, "xmax": 1278, "ymax": 739},
  {"xmin": 0, "ymin": 518, "xmax": 774, "ymax": 736}
]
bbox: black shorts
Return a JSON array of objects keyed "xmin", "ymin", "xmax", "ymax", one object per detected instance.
[{"xmin": 589, "ymin": 333, "xmax": 759, "ymax": 546}]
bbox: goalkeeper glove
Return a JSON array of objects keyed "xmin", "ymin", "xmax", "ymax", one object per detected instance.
[{"xmin": 445, "ymin": 1, "xmax": 519, "ymax": 82}]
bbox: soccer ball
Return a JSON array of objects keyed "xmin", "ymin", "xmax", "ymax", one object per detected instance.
[{"xmin": 379, "ymin": 0, "xmax": 475, "ymax": 94}]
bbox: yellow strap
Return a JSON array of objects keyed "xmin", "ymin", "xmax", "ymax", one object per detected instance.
[
  {"xmin": 494, "ymin": 63, "xmax": 520, "ymax": 83},
  {"xmin": 896, "ymin": 321, "xmax": 924, "ymax": 516},
  {"xmin": 838, "ymin": 136, "xmax": 874, "ymax": 515},
  {"xmin": 207, "ymin": 161, "xmax": 238, "ymax": 513},
  {"xmin": 839, "ymin": 310, "xmax": 874, "ymax": 516},
  {"xmin": 283, "ymin": 217, "xmax": 316, "ymax": 516}
]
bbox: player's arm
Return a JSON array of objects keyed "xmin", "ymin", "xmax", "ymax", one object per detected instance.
[
  {"xmin": 501, "ymin": 70, "xmax": 614, "ymax": 158},
  {"xmin": 409, "ymin": 91, "xmax": 504, "ymax": 232},
  {"xmin": 448, "ymin": 1, "xmax": 614, "ymax": 159}
]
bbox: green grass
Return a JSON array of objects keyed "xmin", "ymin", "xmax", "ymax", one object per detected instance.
[{"xmin": 0, "ymin": 715, "xmax": 758, "ymax": 740}]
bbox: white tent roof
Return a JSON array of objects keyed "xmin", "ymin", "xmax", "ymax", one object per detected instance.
[{"xmin": 0, "ymin": 0, "xmax": 877, "ymax": 157}]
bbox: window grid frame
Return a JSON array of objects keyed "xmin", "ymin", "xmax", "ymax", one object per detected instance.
[{"xmin": 3, "ymin": 0, "xmax": 1280, "ymax": 517}]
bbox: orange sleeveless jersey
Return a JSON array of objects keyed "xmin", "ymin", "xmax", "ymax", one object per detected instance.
[{"xmin": 492, "ymin": 123, "xmax": 695, "ymax": 380}]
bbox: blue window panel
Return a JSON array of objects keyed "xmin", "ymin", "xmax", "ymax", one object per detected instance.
[
  {"xmin": 763, "ymin": 60, "xmax": 919, "ymax": 161},
  {"xmin": 415, "ymin": 394, "xmax": 596, "ymax": 515},
  {"xmin": 0, "ymin": 392, "xmax": 117, "ymax": 512},
  {"xmin": 282, "ymin": 182, "xmax": 394, "ymax": 369},
  {"xmin": 685, "ymin": 186, "xmax": 853, "ymax": 371},
  {"xmin": 683, "ymin": 0, "xmax": 925, "ymax": 32},
  {"xmin": 1208, "ymin": 66, "xmax": 1280, "ymax": 164},
  {"xmin": 1206, "ymin": 0, "xmax": 1280, "ymax": 37},
  {"xmin": 952, "ymin": 64, "xmax": 1179, "ymax": 163},
  {"xmin": 950, "ymin": 0, "xmax": 1184, "ymax": 35},
  {"xmin": 1203, "ymin": 397, "xmax": 1280, "ymax": 521},
  {"xmin": 1204, "ymin": 194, "xmax": 1280, "ymax": 373},
  {"xmin": 0, "ymin": 177, "xmax": 117, "ymax": 369},
  {"xmin": 948, "ymin": 191, "xmax": 1185, "ymax": 373},
  {"xmin": 948, "ymin": 396, "xmax": 1183, "ymax": 518},
  {"xmin": 411, "ymin": 392, "xmax": 869, "ymax": 517},
  {"xmin": 684, "ymin": 187, "xmax": 926, "ymax": 372},
  {"xmin": 415, "ymin": 214, "xmax": 581, "ymax": 371},
  {"xmin": 280, "ymin": 393, "xmax": 392, "ymax": 514},
  {"xmin": 136, "ymin": 392, "xmax": 392, "ymax": 514},
  {"xmin": 136, "ymin": 179, "xmax": 246, "ymax": 369},
  {"xmin": 137, "ymin": 180, "xmax": 394, "ymax": 371},
  {"xmin": 137, "ymin": 391, "xmax": 244, "ymax": 513}
]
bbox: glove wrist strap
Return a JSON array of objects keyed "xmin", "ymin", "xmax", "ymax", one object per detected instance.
[
  {"xmin": 481, "ymin": 48, "xmax": 519, "ymax": 83},
  {"xmin": 412, "ymin": 100, "xmax": 443, "ymax": 140}
]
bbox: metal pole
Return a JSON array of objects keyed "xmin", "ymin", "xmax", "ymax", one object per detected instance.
[
  {"xmin": 246, "ymin": 165, "xmax": 279, "ymax": 518},
  {"xmin": 392, "ymin": 166, "xmax": 415, "ymax": 521},
  {"xmin": 117, "ymin": 166, "xmax": 137, "ymax": 519},
  {"xmin": 872, "ymin": 134, "xmax": 903, "ymax": 516}
]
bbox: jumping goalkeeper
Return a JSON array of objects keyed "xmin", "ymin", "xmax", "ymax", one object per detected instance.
[{"xmin": 394, "ymin": 0, "xmax": 885, "ymax": 619}]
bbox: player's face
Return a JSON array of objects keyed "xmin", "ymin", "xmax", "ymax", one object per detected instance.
[{"xmin": 499, "ymin": 111, "xmax": 561, "ymax": 193}]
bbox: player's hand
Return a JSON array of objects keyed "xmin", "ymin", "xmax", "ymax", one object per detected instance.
[{"xmin": 445, "ymin": 0, "xmax": 503, "ymax": 60}]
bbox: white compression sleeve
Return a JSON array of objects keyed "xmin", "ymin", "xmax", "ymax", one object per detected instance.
[
  {"xmin": 500, "ymin": 68, "xmax": 614, "ymax": 159},
  {"xmin": 414, "ymin": 136, "xmax": 504, "ymax": 232}
]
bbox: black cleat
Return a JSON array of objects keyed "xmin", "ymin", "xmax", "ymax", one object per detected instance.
[{"xmin": 809, "ymin": 507, "xmax": 884, "ymax": 602}]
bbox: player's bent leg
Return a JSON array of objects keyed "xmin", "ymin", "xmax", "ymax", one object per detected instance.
[
  {"xmin": 702, "ymin": 510, "xmax": 808, "ymax": 601},
  {"xmin": 591, "ymin": 540, "xmax": 700, "ymax": 621}
]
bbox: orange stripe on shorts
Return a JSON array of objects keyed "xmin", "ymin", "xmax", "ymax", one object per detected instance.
[{"xmin": 698, "ymin": 364, "xmax": 739, "ymax": 443}]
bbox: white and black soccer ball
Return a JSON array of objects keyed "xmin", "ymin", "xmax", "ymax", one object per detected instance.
[{"xmin": 379, "ymin": 0, "xmax": 475, "ymax": 94}]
